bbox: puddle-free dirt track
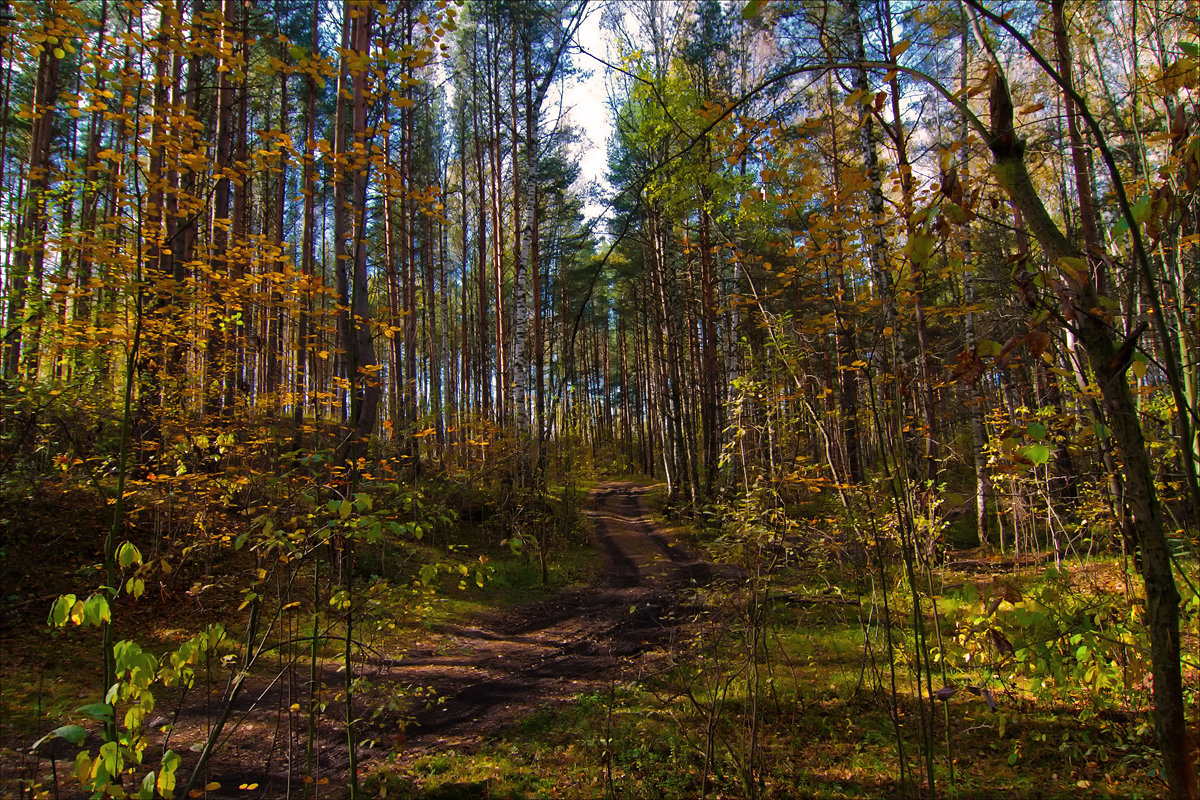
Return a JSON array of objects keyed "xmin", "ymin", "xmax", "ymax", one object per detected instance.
[
  {"xmin": 87, "ymin": 481, "xmax": 714, "ymax": 799},
  {"xmin": 393, "ymin": 480, "xmax": 711, "ymax": 755}
]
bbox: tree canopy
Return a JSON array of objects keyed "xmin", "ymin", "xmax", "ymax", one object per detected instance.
[{"xmin": 0, "ymin": 0, "xmax": 1197, "ymax": 797}]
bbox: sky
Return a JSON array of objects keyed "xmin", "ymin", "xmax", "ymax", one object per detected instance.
[
  {"xmin": 436, "ymin": 3, "xmax": 622, "ymax": 224},
  {"xmin": 561, "ymin": 5, "xmax": 618, "ymax": 221}
]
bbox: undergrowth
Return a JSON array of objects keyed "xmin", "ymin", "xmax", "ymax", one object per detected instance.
[
  {"xmin": 0, "ymin": 418, "xmax": 600, "ymax": 800},
  {"xmin": 375, "ymin": 478, "xmax": 1194, "ymax": 800}
]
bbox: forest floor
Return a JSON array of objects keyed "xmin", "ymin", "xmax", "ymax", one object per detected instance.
[
  {"xmin": 2, "ymin": 479, "xmax": 1179, "ymax": 799},
  {"xmin": 1, "ymin": 480, "xmax": 723, "ymax": 799},
  {"xmin": 388, "ymin": 480, "xmax": 720, "ymax": 759}
]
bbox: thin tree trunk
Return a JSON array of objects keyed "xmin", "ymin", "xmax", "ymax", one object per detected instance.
[
  {"xmin": 292, "ymin": 0, "xmax": 319, "ymax": 450},
  {"xmin": 3, "ymin": 39, "xmax": 60, "ymax": 379},
  {"xmin": 977, "ymin": 47, "xmax": 1196, "ymax": 797}
]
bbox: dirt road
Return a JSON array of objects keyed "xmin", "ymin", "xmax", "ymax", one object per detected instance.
[
  {"xmin": 18, "ymin": 481, "xmax": 710, "ymax": 799},
  {"xmin": 392, "ymin": 480, "xmax": 711, "ymax": 755}
]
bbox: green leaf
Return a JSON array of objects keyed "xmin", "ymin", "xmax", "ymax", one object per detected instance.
[
  {"xmin": 1181, "ymin": 41, "xmax": 1200, "ymax": 59},
  {"xmin": 77, "ymin": 702, "xmax": 114, "ymax": 722},
  {"xmin": 49, "ymin": 594, "xmax": 77, "ymax": 627},
  {"xmin": 117, "ymin": 541, "xmax": 142, "ymax": 569},
  {"xmin": 906, "ymin": 231, "xmax": 936, "ymax": 266},
  {"xmin": 742, "ymin": 0, "xmax": 763, "ymax": 20},
  {"xmin": 1026, "ymin": 422, "xmax": 1047, "ymax": 441},
  {"xmin": 1132, "ymin": 194, "xmax": 1151, "ymax": 224},
  {"xmin": 99, "ymin": 740, "xmax": 122, "ymax": 781},
  {"xmin": 31, "ymin": 723, "xmax": 87, "ymax": 751},
  {"xmin": 83, "ymin": 594, "xmax": 111, "ymax": 626},
  {"xmin": 53, "ymin": 724, "xmax": 87, "ymax": 746},
  {"xmin": 139, "ymin": 770, "xmax": 156, "ymax": 800},
  {"xmin": 234, "ymin": 531, "xmax": 250, "ymax": 550},
  {"xmin": 160, "ymin": 750, "xmax": 181, "ymax": 795},
  {"xmin": 338, "ymin": 499, "xmax": 352, "ymax": 520},
  {"xmin": 1020, "ymin": 443, "xmax": 1051, "ymax": 466}
]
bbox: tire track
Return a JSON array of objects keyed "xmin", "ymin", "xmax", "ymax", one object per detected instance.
[{"xmin": 391, "ymin": 481, "xmax": 708, "ymax": 755}]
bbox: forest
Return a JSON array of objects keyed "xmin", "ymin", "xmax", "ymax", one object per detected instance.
[{"xmin": 0, "ymin": 0, "xmax": 1197, "ymax": 797}]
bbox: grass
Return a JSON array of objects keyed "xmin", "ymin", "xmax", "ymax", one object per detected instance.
[
  {"xmin": 3, "ymin": 468, "xmax": 1192, "ymax": 799},
  {"xmin": 0, "ymin": 468, "xmax": 609, "ymax": 799},
  {"xmin": 367, "ymin": 532, "xmax": 1182, "ymax": 800},
  {"xmin": 374, "ymin": 630, "xmax": 1167, "ymax": 799}
]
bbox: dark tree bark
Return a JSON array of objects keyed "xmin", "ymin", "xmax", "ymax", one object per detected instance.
[
  {"xmin": 292, "ymin": 0, "xmax": 319, "ymax": 450},
  {"xmin": 3, "ymin": 32, "xmax": 60, "ymax": 379},
  {"xmin": 979, "ymin": 51, "xmax": 1196, "ymax": 799},
  {"xmin": 346, "ymin": 2, "xmax": 379, "ymax": 458}
]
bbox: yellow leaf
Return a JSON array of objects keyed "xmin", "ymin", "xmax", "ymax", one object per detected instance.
[
  {"xmin": 1056, "ymin": 255, "xmax": 1088, "ymax": 285},
  {"xmin": 890, "ymin": 40, "xmax": 911, "ymax": 59},
  {"xmin": 205, "ymin": 783, "xmax": 221, "ymax": 791}
]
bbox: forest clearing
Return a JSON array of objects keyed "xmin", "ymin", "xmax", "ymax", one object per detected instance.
[{"xmin": 0, "ymin": 0, "xmax": 1197, "ymax": 797}]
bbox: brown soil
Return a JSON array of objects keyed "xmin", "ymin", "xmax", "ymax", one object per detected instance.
[
  {"xmin": 11, "ymin": 481, "xmax": 715, "ymax": 799},
  {"xmin": 389, "ymin": 481, "xmax": 714, "ymax": 755}
]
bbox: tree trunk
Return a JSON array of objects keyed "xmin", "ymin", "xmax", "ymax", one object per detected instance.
[
  {"xmin": 3, "ymin": 39, "xmax": 59, "ymax": 380},
  {"xmin": 292, "ymin": 0, "xmax": 319, "ymax": 449},
  {"xmin": 982, "ymin": 62, "xmax": 1196, "ymax": 800},
  {"xmin": 348, "ymin": 3, "xmax": 379, "ymax": 456}
]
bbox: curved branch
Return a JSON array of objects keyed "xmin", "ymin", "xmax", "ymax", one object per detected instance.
[{"xmin": 962, "ymin": 0, "xmax": 1200, "ymax": 516}]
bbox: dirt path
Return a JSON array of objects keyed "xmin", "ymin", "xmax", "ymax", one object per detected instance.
[
  {"xmin": 14, "ymin": 481, "xmax": 711, "ymax": 799},
  {"xmin": 390, "ymin": 480, "xmax": 711, "ymax": 756}
]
